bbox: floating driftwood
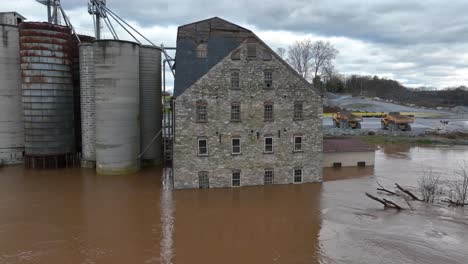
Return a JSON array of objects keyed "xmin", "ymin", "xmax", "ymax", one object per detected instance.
[
  {"xmin": 365, "ymin": 193, "xmax": 403, "ymax": 210},
  {"xmin": 395, "ymin": 183, "xmax": 420, "ymax": 201}
]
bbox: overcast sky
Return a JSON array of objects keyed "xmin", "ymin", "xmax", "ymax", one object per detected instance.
[{"xmin": 5, "ymin": 0, "xmax": 468, "ymax": 90}]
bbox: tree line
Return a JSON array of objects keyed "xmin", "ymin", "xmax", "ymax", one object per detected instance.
[{"xmin": 277, "ymin": 39, "xmax": 468, "ymax": 108}]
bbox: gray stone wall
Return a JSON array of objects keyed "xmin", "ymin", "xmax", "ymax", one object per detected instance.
[{"xmin": 173, "ymin": 40, "xmax": 323, "ymax": 189}]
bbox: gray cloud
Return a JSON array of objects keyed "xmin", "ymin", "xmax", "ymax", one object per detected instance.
[{"xmin": 5, "ymin": 0, "xmax": 468, "ymax": 88}]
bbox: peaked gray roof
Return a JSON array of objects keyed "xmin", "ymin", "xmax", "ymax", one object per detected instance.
[{"xmin": 173, "ymin": 17, "xmax": 317, "ymax": 97}]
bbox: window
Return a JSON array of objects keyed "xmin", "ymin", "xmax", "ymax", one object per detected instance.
[
  {"xmin": 333, "ymin": 162, "xmax": 342, "ymax": 168},
  {"xmin": 231, "ymin": 102, "xmax": 241, "ymax": 122},
  {"xmin": 358, "ymin": 161, "xmax": 366, "ymax": 167},
  {"xmin": 231, "ymin": 49, "xmax": 241, "ymax": 60},
  {"xmin": 247, "ymin": 43, "xmax": 257, "ymax": 58},
  {"xmin": 294, "ymin": 101, "xmax": 303, "ymax": 120},
  {"xmin": 198, "ymin": 171, "xmax": 209, "ymax": 189},
  {"xmin": 232, "ymin": 138, "xmax": 241, "ymax": 155},
  {"xmin": 264, "ymin": 70, "xmax": 272, "ymax": 88},
  {"xmin": 294, "ymin": 169, "xmax": 303, "ymax": 183},
  {"xmin": 198, "ymin": 138, "xmax": 208, "ymax": 156},
  {"xmin": 196, "ymin": 43, "xmax": 208, "ymax": 58},
  {"xmin": 264, "ymin": 102, "xmax": 274, "ymax": 121},
  {"xmin": 264, "ymin": 169, "xmax": 274, "ymax": 185},
  {"xmin": 232, "ymin": 171, "xmax": 241, "ymax": 187},
  {"xmin": 231, "ymin": 70, "xmax": 240, "ymax": 89},
  {"xmin": 196, "ymin": 100, "xmax": 207, "ymax": 122},
  {"xmin": 294, "ymin": 135, "xmax": 303, "ymax": 152},
  {"xmin": 264, "ymin": 137, "xmax": 273, "ymax": 153}
]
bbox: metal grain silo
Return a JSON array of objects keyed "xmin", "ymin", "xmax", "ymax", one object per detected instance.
[
  {"xmin": 0, "ymin": 24, "xmax": 24, "ymax": 164},
  {"xmin": 139, "ymin": 45, "xmax": 162, "ymax": 165},
  {"xmin": 19, "ymin": 22, "xmax": 77, "ymax": 168},
  {"xmin": 94, "ymin": 40, "xmax": 140, "ymax": 175},
  {"xmin": 79, "ymin": 43, "xmax": 96, "ymax": 168}
]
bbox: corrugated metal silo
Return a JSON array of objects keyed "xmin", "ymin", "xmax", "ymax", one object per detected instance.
[
  {"xmin": 0, "ymin": 24, "xmax": 24, "ymax": 164},
  {"xmin": 139, "ymin": 45, "xmax": 162, "ymax": 164},
  {"xmin": 19, "ymin": 22, "xmax": 77, "ymax": 168},
  {"xmin": 94, "ymin": 40, "xmax": 140, "ymax": 175},
  {"xmin": 79, "ymin": 43, "xmax": 96, "ymax": 168}
]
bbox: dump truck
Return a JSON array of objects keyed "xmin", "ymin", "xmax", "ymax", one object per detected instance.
[
  {"xmin": 381, "ymin": 112, "xmax": 414, "ymax": 131},
  {"xmin": 333, "ymin": 111, "xmax": 363, "ymax": 129}
]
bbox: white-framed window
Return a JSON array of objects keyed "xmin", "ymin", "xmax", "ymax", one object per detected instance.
[
  {"xmin": 231, "ymin": 102, "xmax": 241, "ymax": 122},
  {"xmin": 264, "ymin": 70, "xmax": 272, "ymax": 88},
  {"xmin": 232, "ymin": 171, "xmax": 241, "ymax": 187},
  {"xmin": 198, "ymin": 171, "xmax": 209, "ymax": 188},
  {"xmin": 294, "ymin": 168, "xmax": 303, "ymax": 183},
  {"xmin": 198, "ymin": 138, "xmax": 208, "ymax": 156},
  {"xmin": 294, "ymin": 101, "xmax": 303, "ymax": 120},
  {"xmin": 264, "ymin": 137, "xmax": 273, "ymax": 153},
  {"xmin": 196, "ymin": 100, "xmax": 208, "ymax": 122},
  {"xmin": 264, "ymin": 169, "xmax": 274, "ymax": 185},
  {"xmin": 264, "ymin": 102, "xmax": 274, "ymax": 121},
  {"xmin": 232, "ymin": 137, "xmax": 241, "ymax": 155},
  {"xmin": 196, "ymin": 43, "xmax": 208, "ymax": 58},
  {"xmin": 294, "ymin": 135, "xmax": 303, "ymax": 152},
  {"xmin": 231, "ymin": 70, "xmax": 240, "ymax": 89}
]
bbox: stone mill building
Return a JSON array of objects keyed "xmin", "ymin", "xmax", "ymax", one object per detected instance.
[{"xmin": 172, "ymin": 17, "xmax": 323, "ymax": 189}]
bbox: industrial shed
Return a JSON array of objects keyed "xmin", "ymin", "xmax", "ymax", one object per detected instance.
[{"xmin": 323, "ymin": 138, "xmax": 375, "ymax": 168}]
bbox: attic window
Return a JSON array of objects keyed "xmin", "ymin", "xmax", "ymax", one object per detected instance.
[
  {"xmin": 196, "ymin": 43, "xmax": 208, "ymax": 58},
  {"xmin": 231, "ymin": 49, "xmax": 241, "ymax": 60},
  {"xmin": 247, "ymin": 43, "xmax": 257, "ymax": 58}
]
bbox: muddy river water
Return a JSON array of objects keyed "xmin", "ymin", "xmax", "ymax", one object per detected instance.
[{"xmin": 0, "ymin": 144, "xmax": 467, "ymax": 264}]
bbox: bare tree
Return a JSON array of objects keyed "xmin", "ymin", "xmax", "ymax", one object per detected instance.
[
  {"xmin": 286, "ymin": 39, "xmax": 338, "ymax": 83},
  {"xmin": 450, "ymin": 162, "xmax": 468, "ymax": 205},
  {"xmin": 287, "ymin": 39, "xmax": 313, "ymax": 80},
  {"xmin": 311, "ymin": 40, "xmax": 338, "ymax": 80},
  {"xmin": 418, "ymin": 168, "xmax": 441, "ymax": 203},
  {"xmin": 276, "ymin": 47, "xmax": 286, "ymax": 60}
]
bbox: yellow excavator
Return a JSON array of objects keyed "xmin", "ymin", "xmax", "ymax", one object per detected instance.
[
  {"xmin": 381, "ymin": 112, "xmax": 414, "ymax": 131},
  {"xmin": 333, "ymin": 111, "xmax": 363, "ymax": 129}
]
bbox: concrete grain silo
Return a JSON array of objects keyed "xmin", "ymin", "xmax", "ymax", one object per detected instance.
[
  {"xmin": 139, "ymin": 45, "xmax": 162, "ymax": 165},
  {"xmin": 19, "ymin": 22, "xmax": 77, "ymax": 168},
  {"xmin": 94, "ymin": 40, "xmax": 140, "ymax": 175},
  {"xmin": 79, "ymin": 43, "xmax": 96, "ymax": 168},
  {"xmin": 0, "ymin": 23, "xmax": 24, "ymax": 164}
]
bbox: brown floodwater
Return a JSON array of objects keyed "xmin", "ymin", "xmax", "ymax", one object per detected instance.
[{"xmin": 0, "ymin": 144, "xmax": 467, "ymax": 264}]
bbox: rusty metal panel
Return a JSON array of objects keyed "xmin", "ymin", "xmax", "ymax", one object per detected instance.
[
  {"xmin": 0, "ymin": 24, "xmax": 24, "ymax": 164},
  {"xmin": 19, "ymin": 22, "xmax": 75, "ymax": 156}
]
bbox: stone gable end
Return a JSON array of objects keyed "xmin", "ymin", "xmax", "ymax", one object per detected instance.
[{"xmin": 173, "ymin": 38, "xmax": 323, "ymax": 189}]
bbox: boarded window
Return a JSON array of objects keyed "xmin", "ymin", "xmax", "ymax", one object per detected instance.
[
  {"xmin": 232, "ymin": 171, "xmax": 241, "ymax": 187},
  {"xmin": 198, "ymin": 171, "xmax": 209, "ymax": 189},
  {"xmin": 231, "ymin": 70, "xmax": 240, "ymax": 89},
  {"xmin": 232, "ymin": 138, "xmax": 241, "ymax": 154},
  {"xmin": 231, "ymin": 49, "xmax": 241, "ymax": 60},
  {"xmin": 196, "ymin": 101, "xmax": 207, "ymax": 122},
  {"xmin": 264, "ymin": 102, "xmax": 274, "ymax": 121},
  {"xmin": 231, "ymin": 102, "xmax": 241, "ymax": 122},
  {"xmin": 264, "ymin": 169, "xmax": 274, "ymax": 185},
  {"xmin": 247, "ymin": 43, "xmax": 257, "ymax": 58},
  {"xmin": 294, "ymin": 135, "xmax": 303, "ymax": 152},
  {"xmin": 264, "ymin": 137, "xmax": 273, "ymax": 153},
  {"xmin": 198, "ymin": 138, "xmax": 208, "ymax": 156},
  {"xmin": 294, "ymin": 169, "xmax": 302, "ymax": 183},
  {"xmin": 294, "ymin": 101, "xmax": 303, "ymax": 120},
  {"xmin": 358, "ymin": 162, "xmax": 366, "ymax": 167},
  {"xmin": 196, "ymin": 43, "xmax": 208, "ymax": 58},
  {"xmin": 264, "ymin": 70, "xmax": 272, "ymax": 88}
]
